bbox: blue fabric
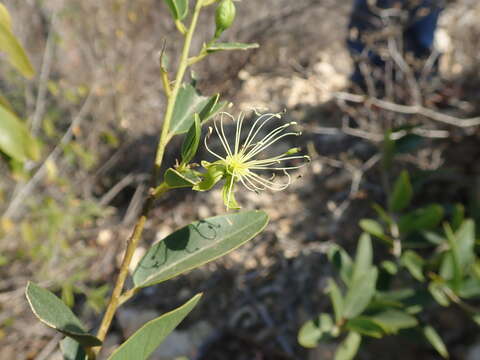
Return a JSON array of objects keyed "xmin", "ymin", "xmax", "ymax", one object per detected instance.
[{"xmin": 348, "ymin": 0, "xmax": 443, "ymax": 84}]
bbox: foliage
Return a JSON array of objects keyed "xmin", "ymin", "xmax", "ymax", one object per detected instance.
[
  {"xmin": 299, "ymin": 166, "xmax": 480, "ymax": 359},
  {"xmin": 0, "ymin": 3, "xmax": 38, "ymax": 163}
]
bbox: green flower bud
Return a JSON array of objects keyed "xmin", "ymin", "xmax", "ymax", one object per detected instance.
[
  {"xmin": 215, "ymin": 0, "xmax": 236, "ymax": 38},
  {"xmin": 285, "ymin": 147, "xmax": 301, "ymax": 155}
]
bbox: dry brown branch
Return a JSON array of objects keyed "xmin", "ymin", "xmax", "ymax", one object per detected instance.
[{"xmin": 334, "ymin": 91, "xmax": 480, "ymax": 127}]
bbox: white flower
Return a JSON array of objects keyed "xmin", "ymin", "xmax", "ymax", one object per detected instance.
[{"xmin": 204, "ymin": 111, "xmax": 309, "ymax": 208}]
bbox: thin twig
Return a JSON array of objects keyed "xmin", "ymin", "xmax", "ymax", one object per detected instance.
[
  {"xmin": 30, "ymin": 13, "xmax": 57, "ymax": 136},
  {"xmin": 334, "ymin": 92, "xmax": 480, "ymax": 127}
]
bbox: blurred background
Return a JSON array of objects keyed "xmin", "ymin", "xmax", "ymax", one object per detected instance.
[{"xmin": 1, "ymin": 0, "xmax": 479, "ymax": 359}]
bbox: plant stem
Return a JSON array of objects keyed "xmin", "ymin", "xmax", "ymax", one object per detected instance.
[
  {"xmin": 154, "ymin": 0, "xmax": 205, "ymax": 178},
  {"xmin": 94, "ymin": 195, "xmax": 150, "ymax": 346},
  {"xmin": 92, "ymin": 1, "xmax": 205, "ymax": 356}
]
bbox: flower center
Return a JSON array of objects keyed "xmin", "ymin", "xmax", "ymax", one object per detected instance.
[{"xmin": 224, "ymin": 154, "xmax": 249, "ymax": 178}]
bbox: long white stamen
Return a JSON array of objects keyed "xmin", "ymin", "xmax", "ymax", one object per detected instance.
[
  {"xmin": 204, "ymin": 128, "xmax": 226, "ymax": 160},
  {"xmin": 214, "ymin": 119, "xmax": 232, "ymax": 157},
  {"xmin": 247, "ymin": 171, "xmax": 290, "ymax": 191},
  {"xmin": 243, "ymin": 123, "xmax": 293, "ymax": 157},
  {"xmin": 234, "ymin": 112, "xmax": 245, "ymax": 154},
  {"xmin": 244, "ymin": 132, "xmax": 300, "ymax": 160},
  {"xmin": 243, "ymin": 113, "xmax": 281, "ymax": 150},
  {"xmin": 240, "ymin": 175, "xmax": 264, "ymax": 192},
  {"xmin": 247, "ymin": 174, "xmax": 289, "ymax": 191}
]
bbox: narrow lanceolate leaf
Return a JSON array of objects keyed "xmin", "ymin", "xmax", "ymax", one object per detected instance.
[
  {"xmin": 351, "ymin": 233, "xmax": 373, "ymax": 284},
  {"xmin": 198, "ymin": 93, "xmax": 225, "ymax": 123},
  {"xmin": 170, "ymin": 85, "xmax": 225, "ymax": 135},
  {"xmin": 443, "ymin": 223, "xmax": 462, "ymax": 289},
  {"xmin": 328, "ymin": 245, "xmax": 353, "ymax": 286},
  {"xmin": 359, "ymin": 219, "xmax": 386, "ymax": 241},
  {"xmin": 398, "ymin": 204, "xmax": 444, "ymax": 234},
  {"xmin": 389, "ymin": 170, "xmax": 413, "ymax": 212},
  {"xmin": 298, "ymin": 313, "xmax": 334, "ymax": 348},
  {"xmin": 25, "ymin": 282, "xmax": 102, "ymax": 347},
  {"xmin": 401, "ymin": 250, "xmax": 425, "ymax": 282},
  {"xmin": 108, "ymin": 294, "xmax": 201, "ymax": 360},
  {"xmin": 164, "ymin": 0, "xmax": 189, "ymax": 20},
  {"xmin": 369, "ymin": 310, "xmax": 418, "ymax": 334},
  {"xmin": 346, "ymin": 317, "xmax": 383, "ymax": 338},
  {"xmin": 455, "ymin": 219, "xmax": 475, "ymax": 271},
  {"xmin": 206, "ymin": 42, "xmax": 259, "ymax": 52},
  {"xmin": 133, "ymin": 211, "xmax": 269, "ymax": 288},
  {"xmin": 0, "ymin": 9, "xmax": 35, "ymax": 78},
  {"xmin": 327, "ymin": 279, "xmax": 344, "ymax": 323},
  {"xmin": 423, "ymin": 326, "xmax": 449, "ymax": 359},
  {"xmin": 343, "ymin": 268, "xmax": 378, "ymax": 319},
  {"xmin": 181, "ymin": 113, "xmax": 201, "ymax": 164},
  {"xmin": 0, "ymin": 104, "xmax": 40, "ymax": 162},
  {"xmin": 335, "ymin": 332, "xmax": 361, "ymax": 360},
  {"xmin": 428, "ymin": 283, "xmax": 450, "ymax": 307},
  {"xmin": 60, "ymin": 337, "xmax": 87, "ymax": 360}
]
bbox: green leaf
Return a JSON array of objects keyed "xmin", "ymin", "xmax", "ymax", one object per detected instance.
[
  {"xmin": 206, "ymin": 42, "xmax": 259, "ymax": 52},
  {"xmin": 328, "ymin": 244, "xmax": 353, "ymax": 285},
  {"xmin": 0, "ymin": 4, "xmax": 12, "ymax": 30},
  {"xmin": 108, "ymin": 294, "xmax": 202, "ymax": 360},
  {"xmin": 193, "ymin": 162, "xmax": 224, "ymax": 191},
  {"xmin": 398, "ymin": 204, "xmax": 444, "ymax": 234},
  {"xmin": 197, "ymin": 93, "xmax": 225, "ymax": 123},
  {"xmin": 298, "ymin": 313, "xmax": 334, "ymax": 348},
  {"xmin": 0, "ymin": 12, "xmax": 35, "ymax": 78},
  {"xmin": 422, "ymin": 231, "xmax": 445, "ymax": 245},
  {"xmin": 343, "ymin": 268, "xmax": 378, "ymax": 319},
  {"xmin": 346, "ymin": 317, "xmax": 384, "ymax": 338},
  {"xmin": 352, "ymin": 233, "xmax": 373, "ymax": 284},
  {"xmin": 389, "ymin": 171, "xmax": 413, "ymax": 212},
  {"xmin": 327, "ymin": 279, "xmax": 344, "ymax": 323},
  {"xmin": 0, "ymin": 104, "xmax": 40, "ymax": 162},
  {"xmin": 60, "ymin": 337, "xmax": 87, "ymax": 360},
  {"xmin": 133, "ymin": 210, "xmax": 268, "ymax": 288},
  {"xmin": 455, "ymin": 219, "xmax": 475, "ymax": 271},
  {"xmin": 443, "ymin": 223, "xmax": 462, "ymax": 289},
  {"xmin": 472, "ymin": 314, "xmax": 480, "ymax": 326},
  {"xmin": 334, "ymin": 332, "xmax": 361, "ymax": 360},
  {"xmin": 451, "ymin": 204, "xmax": 465, "ymax": 231},
  {"xmin": 170, "ymin": 85, "xmax": 225, "ymax": 135},
  {"xmin": 163, "ymin": 0, "xmax": 189, "ymax": 20},
  {"xmin": 458, "ymin": 276, "xmax": 480, "ymax": 299},
  {"xmin": 359, "ymin": 219, "xmax": 388, "ymax": 243},
  {"xmin": 428, "ymin": 282, "xmax": 450, "ymax": 306},
  {"xmin": 423, "ymin": 326, "xmax": 449, "ymax": 359},
  {"xmin": 371, "ymin": 289, "xmax": 414, "ymax": 310},
  {"xmin": 380, "ymin": 260, "xmax": 398, "ymax": 275},
  {"xmin": 370, "ymin": 310, "xmax": 418, "ymax": 334},
  {"xmin": 372, "ymin": 203, "xmax": 393, "ymax": 225},
  {"xmin": 222, "ymin": 175, "xmax": 240, "ymax": 209},
  {"xmin": 181, "ymin": 113, "xmax": 201, "ymax": 164},
  {"xmin": 401, "ymin": 250, "xmax": 425, "ymax": 282},
  {"xmin": 164, "ymin": 168, "xmax": 200, "ymax": 188},
  {"xmin": 25, "ymin": 282, "xmax": 102, "ymax": 347}
]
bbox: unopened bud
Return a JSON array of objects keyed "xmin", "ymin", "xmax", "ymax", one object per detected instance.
[
  {"xmin": 286, "ymin": 147, "xmax": 301, "ymax": 155},
  {"xmin": 215, "ymin": 0, "xmax": 236, "ymax": 38}
]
